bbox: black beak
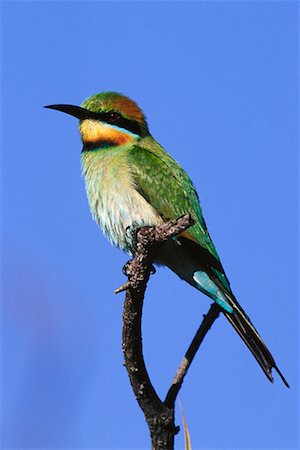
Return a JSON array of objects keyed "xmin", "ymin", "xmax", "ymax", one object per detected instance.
[{"xmin": 44, "ymin": 104, "xmax": 98, "ymax": 121}]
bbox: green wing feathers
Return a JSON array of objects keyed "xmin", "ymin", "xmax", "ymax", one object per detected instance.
[
  {"xmin": 127, "ymin": 137, "xmax": 231, "ymax": 294},
  {"xmin": 127, "ymin": 138, "xmax": 219, "ymax": 258},
  {"xmin": 126, "ymin": 137, "xmax": 288, "ymax": 386}
]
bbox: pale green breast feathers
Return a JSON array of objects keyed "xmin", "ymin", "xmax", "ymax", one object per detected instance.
[
  {"xmin": 82, "ymin": 136, "xmax": 219, "ymax": 261},
  {"xmin": 81, "ymin": 145, "xmax": 163, "ymax": 254}
]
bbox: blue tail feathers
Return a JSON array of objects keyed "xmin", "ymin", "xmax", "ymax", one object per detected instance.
[{"xmin": 193, "ymin": 270, "xmax": 233, "ymax": 313}]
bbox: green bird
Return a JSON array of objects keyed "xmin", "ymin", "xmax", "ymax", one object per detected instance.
[{"xmin": 45, "ymin": 92, "xmax": 288, "ymax": 386}]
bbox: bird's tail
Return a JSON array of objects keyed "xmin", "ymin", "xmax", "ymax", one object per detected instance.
[
  {"xmin": 223, "ymin": 295, "xmax": 289, "ymax": 387},
  {"xmin": 159, "ymin": 237, "xmax": 288, "ymax": 386}
]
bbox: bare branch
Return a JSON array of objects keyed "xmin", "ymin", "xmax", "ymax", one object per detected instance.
[
  {"xmin": 118, "ymin": 214, "xmax": 220, "ymax": 449},
  {"xmin": 164, "ymin": 303, "xmax": 221, "ymax": 408}
]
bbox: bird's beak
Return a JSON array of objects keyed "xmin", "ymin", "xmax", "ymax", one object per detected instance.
[{"xmin": 44, "ymin": 104, "xmax": 98, "ymax": 121}]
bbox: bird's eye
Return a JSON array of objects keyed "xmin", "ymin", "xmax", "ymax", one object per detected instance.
[{"xmin": 108, "ymin": 111, "xmax": 121, "ymax": 122}]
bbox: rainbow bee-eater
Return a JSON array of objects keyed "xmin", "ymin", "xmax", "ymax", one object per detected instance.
[{"xmin": 45, "ymin": 92, "xmax": 288, "ymax": 386}]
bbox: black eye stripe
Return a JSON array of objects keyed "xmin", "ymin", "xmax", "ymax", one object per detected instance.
[
  {"xmin": 95, "ymin": 111, "xmax": 144, "ymax": 136},
  {"xmin": 80, "ymin": 109, "xmax": 146, "ymax": 137}
]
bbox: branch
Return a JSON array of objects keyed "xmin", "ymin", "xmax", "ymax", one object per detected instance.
[
  {"xmin": 116, "ymin": 215, "xmax": 220, "ymax": 449},
  {"xmin": 164, "ymin": 303, "xmax": 221, "ymax": 408}
]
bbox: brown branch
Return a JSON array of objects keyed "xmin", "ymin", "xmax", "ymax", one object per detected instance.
[
  {"xmin": 118, "ymin": 215, "xmax": 220, "ymax": 449},
  {"xmin": 164, "ymin": 303, "xmax": 221, "ymax": 408}
]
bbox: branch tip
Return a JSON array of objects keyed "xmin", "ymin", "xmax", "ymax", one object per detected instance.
[{"xmin": 114, "ymin": 281, "xmax": 131, "ymax": 294}]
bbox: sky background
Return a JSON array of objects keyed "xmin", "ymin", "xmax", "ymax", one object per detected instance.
[{"xmin": 1, "ymin": 1, "xmax": 299, "ymax": 449}]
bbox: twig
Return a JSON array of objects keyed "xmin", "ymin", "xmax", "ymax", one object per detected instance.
[
  {"xmin": 114, "ymin": 281, "xmax": 131, "ymax": 294},
  {"xmin": 118, "ymin": 215, "xmax": 220, "ymax": 449},
  {"xmin": 164, "ymin": 303, "xmax": 221, "ymax": 408}
]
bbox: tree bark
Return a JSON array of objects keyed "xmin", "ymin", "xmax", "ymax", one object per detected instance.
[{"xmin": 115, "ymin": 215, "xmax": 220, "ymax": 449}]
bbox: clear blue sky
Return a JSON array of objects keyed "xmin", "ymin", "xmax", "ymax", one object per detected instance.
[{"xmin": 2, "ymin": 2, "xmax": 298, "ymax": 449}]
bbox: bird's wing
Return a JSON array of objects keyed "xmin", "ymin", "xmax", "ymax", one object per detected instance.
[
  {"xmin": 127, "ymin": 139, "xmax": 290, "ymax": 386},
  {"xmin": 127, "ymin": 137, "xmax": 231, "ymax": 293}
]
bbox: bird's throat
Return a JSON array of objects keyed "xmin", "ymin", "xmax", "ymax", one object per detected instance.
[{"xmin": 80, "ymin": 119, "xmax": 137, "ymax": 151}]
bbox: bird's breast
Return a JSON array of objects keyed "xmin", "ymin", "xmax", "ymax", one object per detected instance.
[{"xmin": 81, "ymin": 148, "xmax": 162, "ymax": 254}]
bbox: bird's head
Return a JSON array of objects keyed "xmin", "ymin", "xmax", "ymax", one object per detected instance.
[{"xmin": 45, "ymin": 92, "xmax": 149, "ymax": 150}]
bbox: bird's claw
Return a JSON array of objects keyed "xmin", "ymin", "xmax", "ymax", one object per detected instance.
[
  {"xmin": 125, "ymin": 223, "xmax": 141, "ymax": 250},
  {"xmin": 122, "ymin": 260, "xmax": 133, "ymax": 276},
  {"xmin": 150, "ymin": 264, "xmax": 156, "ymax": 275}
]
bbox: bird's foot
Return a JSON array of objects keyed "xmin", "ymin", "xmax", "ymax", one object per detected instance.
[
  {"xmin": 122, "ymin": 260, "xmax": 133, "ymax": 276},
  {"xmin": 150, "ymin": 264, "xmax": 156, "ymax": 275},
  {"xmin": 126, "ymin": 222, "xmax": 144, "ymax": 252}
]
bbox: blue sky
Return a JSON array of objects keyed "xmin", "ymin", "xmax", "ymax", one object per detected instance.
[{"xmin": 2, "ymin": 1, "xmax": 298, "ymax": 449}]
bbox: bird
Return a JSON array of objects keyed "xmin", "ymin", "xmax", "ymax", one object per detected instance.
[{"xmin": 45, "ymin": 92, "xmax": 288, "ymax": 387}]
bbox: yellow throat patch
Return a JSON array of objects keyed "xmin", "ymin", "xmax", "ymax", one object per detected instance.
[{"xmin": 80, "ymin": 119, "xmax": 136, "ymax": 147}]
